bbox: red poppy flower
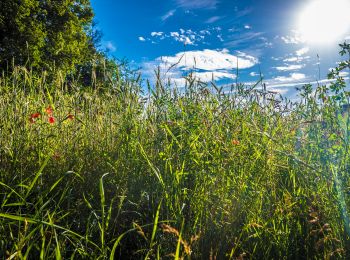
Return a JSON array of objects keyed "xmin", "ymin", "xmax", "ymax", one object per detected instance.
[
  {"xmin": 31, "ymin": 113, "xmax": 41, "ymax": 119},
  {"xmin": 46, "ymin": 106, "xmax": 53, "ymax": 115},
  {"xmin": 48, "ymin": 116, "xmax": 55, "ymax": 124},
  {"xmin": 67, "ymin": 114, "xmax": 74, "ymax": 120},
  {"xmin": 232, "ymin": 139, "xmax": 240, "ymax": 145}
]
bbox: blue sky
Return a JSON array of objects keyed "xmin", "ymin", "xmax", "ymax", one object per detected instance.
[{"xmin": 91, "ymin": 0, "xmax": 350, "ymax": 97}]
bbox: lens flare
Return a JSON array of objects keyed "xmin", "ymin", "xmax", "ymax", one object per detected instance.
[{"xmin": 298, "ymin": 0, "xmax": 350, "ymax": 44}]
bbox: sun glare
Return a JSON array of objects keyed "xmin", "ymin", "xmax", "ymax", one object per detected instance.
[{"xmin": 298, "ymin": 0, "xmax": 350, "ymax": 44}]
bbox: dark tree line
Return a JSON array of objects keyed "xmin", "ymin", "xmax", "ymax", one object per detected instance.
[{"xmin": 0, "ymin": 0, "xmax": 118, "ymax": 87}]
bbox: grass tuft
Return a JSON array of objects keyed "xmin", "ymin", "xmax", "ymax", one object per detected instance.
[{"xmin": 1, "ymin": 43, "xmax": 350, "ymax": 258}]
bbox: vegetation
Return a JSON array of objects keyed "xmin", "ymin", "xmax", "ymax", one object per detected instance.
[
  {"xmin": 0, "ymin": 0, "xmax": 95, "ymax": 72},
  {"xmin": 0, "ymin": 0, "xmax": 118, "ymax": 89},
  {"xmin": 0, "ymin": 41, "xmax": 349, "ymax": 258},
  {"xmin": 1, "ymin": 1, "xmax": 350, "ymax": 258}
]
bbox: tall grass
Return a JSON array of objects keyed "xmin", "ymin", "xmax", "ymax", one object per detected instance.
[{"xmin": 0, "ymin": 44, "xmax": 350, "ymax": 259}]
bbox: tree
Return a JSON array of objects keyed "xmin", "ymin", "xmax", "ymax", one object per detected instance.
[{"xmin": 0, "ymin": 0, "xmax": 94, "ymax": 74}]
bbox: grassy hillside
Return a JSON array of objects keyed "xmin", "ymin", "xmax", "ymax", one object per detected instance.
[{"xmin": 0, "ymin": 48, "xmax": 350, "ymax": 259}]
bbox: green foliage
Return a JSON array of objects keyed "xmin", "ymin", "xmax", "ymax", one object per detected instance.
[{"xmin": 0, "ymin": 0, "xmax": 94, "ymax": 74}]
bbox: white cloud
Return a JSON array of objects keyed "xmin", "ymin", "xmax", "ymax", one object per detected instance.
[
  {"xmin": 192, "ymin": 71, "xmax": 236, "ymax": 82},
  {"xmin": 170, "ymin": 32, "xmax": 180, "ymax": 38},
  {"xmin": 274, "ymin": 73, "xmax": 306, "ymax": 82},
  {"xmin": 151, "ymin": 32, "xmax": 164, "ymax": 37},
  {"xmin": 253, "ymin": 72, "xmax": 350, "ymax": 100},
  {"xmin": 283, "ymin": 55, "xmax": 310, "ymax": 63},
  {"xmin": 228, "ymin": 27, "xmax": 238, "ymax": 33},
  {"xmin": 296, "ymin": 47, "xmax": 309, "ymax": 56},
  {"xmin": 161, "ymin": 9, "xmax": 176, "ymax": 21},
  {"xmin": 264, "ymin": 77, "xmax": 349, "ymax": 98},
  {"xmin": 160, "ymin": 49, "xmax": 258, "ymax": 71},
  {"xmin": 339, "ymin": 71, "xmax": 349, "ymax": 77},
  {"xmin": 283, "ymin": 57, "xmax": 298, "ymax": 62},
  {"xmin": 169, "ymin": 31, "xmax": 195, "ymax": 45},
  {"xmin": 105, "ymin": 41, "xmax": 116, "ymax": 52},
  {"xmin": 266, "ymin": 87, "xmax": 289, "ymax": 95},
  {"xmin": 138, "ymin": 36, "xmax": 146, "ymax": 42},
  {"xmin": 142, "ymin": 49, "xmax": 257, "ymax": 86},
  {"xmin": 244, "ymin": 25, "xmax": 251, "ymax": 29},
  {"xmin": 200, "ymin": 29, "xmax": 211, "ymax": 35},
  {"xmin": 148, "ymin": 28, "xmax": 219, "ymax": 46},
  {"xmin": 183, "ymin": 37, "xmax": 194, "ymax": 45},
  {"xmin": 271, "ymin": 56, "xmax": 281, "ymax": 61},
  {"xmin": 250, "ymin": 72, "xmax": 260, "ymax": 77},
  {"xmin": 281, "ymin": 36, "xmax": 301, "ymax": 44},
  {"xmin": 205, "ymin": 16, "xmax": 222, "ymax": 23},
  {"xmin": 275, "ymin": 64, "xmax": 304, "ymax": 71},
  {"xmin": 175, "ymin": 0, "xmax": 218, "ymax": 9},
  {"xmin": 280, "ymin": 30, "xmax": 305, "ymax": 44}
]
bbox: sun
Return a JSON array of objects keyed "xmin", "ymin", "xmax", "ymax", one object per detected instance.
[{"xmin": 297, "ymin": 0, "xmax": 350, "ymax": 44}]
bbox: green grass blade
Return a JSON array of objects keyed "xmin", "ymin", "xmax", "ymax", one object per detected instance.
[
  {"xmin": 26, "ymin": 155, "xmax": 51, "ymax": 197},
  {"xmin": 150, "ymin": 200, "xmax": 162, "ymax": 247}
]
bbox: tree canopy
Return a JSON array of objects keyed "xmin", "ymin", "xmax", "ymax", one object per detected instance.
[{"xmin": 0, "ymin": 0, "xmax": 96, "ymax": 74}]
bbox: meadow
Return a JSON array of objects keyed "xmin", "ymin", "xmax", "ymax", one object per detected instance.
[{"xmin": 0, "ymin": 43, "xmax": 350, "ymax": 259}]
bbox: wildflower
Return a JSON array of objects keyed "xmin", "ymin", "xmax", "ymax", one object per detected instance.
[
  {"xmin": 31, "ymin": 112, "xmax": 41, "ymax": 119},
  {"xmin": 46, "ymin": 106, "xmax": 53, "ymax": 115},
  {"xmin": 48, "ymin": 116, "xmax": 55, "ymax": 124},
  {"xmin": 67, "ymin": 114, "xmax": 74, "ymax": 120},
  {"xmin": 29, "ymin": 112, "xmax": 41, "ymax": 123},
  {"xmin": 232, "ymin": 139, "xmax": 240, "ymax": 145}
]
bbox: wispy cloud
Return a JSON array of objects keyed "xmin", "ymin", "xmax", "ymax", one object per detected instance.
[
  {"xmin": 283, "ymin": 57, "xmax": 298, "ymax": 62},
  {"xmin": 170, "ymin": 31, "xmax": 194, "ymax": 45},
  {"xmin": 175, "ymin": 0, "xmax": 219, "ymax": 9},
  {"xmin": 339, "ymin": 71, "xmax": 349, "ymax": 77},
  {"xmin": 205, "ymin": 16, "xmax": 222, "ymax": 24},
  {"xmin": 161, "ymin": 9, "xmax": 176, "ymax": 22},
  {"xmin": 193, "ymin": 71, "xmax": 236, "ymax": 82},
  {"xmin": 225, "ymin": 32, "xmax": 264, "ymax": 48},
  {"xmin": 217, "ymin": 34, "xmax": 224, "ymax": 42},
  {"xmin": 234, "ymin": 7, "xmax": 253, "ymax": 18},
  {"xmin": 274, "ymin": 73, "xmax": 306, "ymax": 82},
  {"xmin": 250, "ymin": 72, "xmax": 261, "ymax": 77},
  {"xmin": 296, "ymin": 47, "xmax": 309, "ymax": 56},
  {"xmin": 105, "ymin": 41, "xmax": 116, "ymax": 52},
  {"xmin": 146, "ymin": 28, "xmax": 216, "ymax": 46},
  {"xmin": 151, "ymin": 32, "xmax": 164, "ymax": 37},
  {"xmin": 275, "ymin": 64, "xmax": 304, "ymax": 71},
  {"xmin": 281, "ymin": 36, "xmax": 299, "ymax": 44},
  {"xmin": 138, "ymin": 36, "xmax": 146, "ymax": 42},
  {"xmin": 264, "ymin": 77, "xmax": 349, "ymax": 99},
  {"xmin": 279, "ymin": 30, "xmax": 305, "ymax": 44}
]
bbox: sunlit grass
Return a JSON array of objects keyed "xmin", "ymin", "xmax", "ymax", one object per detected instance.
[{"xmin": 0, "ymin": 45, "xmax": 349, "ymax": 259}]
